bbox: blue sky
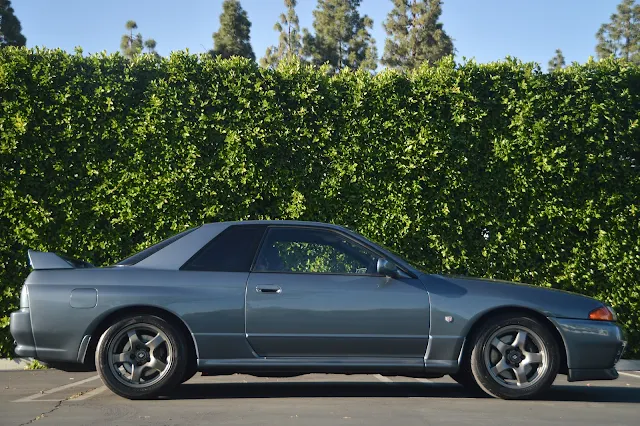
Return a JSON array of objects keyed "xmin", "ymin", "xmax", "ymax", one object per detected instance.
[{"xmin": 13, "ymin": 0, "xmax": 621, "ymax": 67}]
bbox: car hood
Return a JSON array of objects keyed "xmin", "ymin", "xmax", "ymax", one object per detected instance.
[
  {"xmin": 421, "ymin": 273, "xmax": 604, "ymax": 320},
  {"xmin": 438, "ymin": 274, "xmax": 588, "ymax": 297}
]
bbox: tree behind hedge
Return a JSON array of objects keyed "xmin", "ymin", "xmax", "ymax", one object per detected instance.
[
  {"xmin": 382, "ymin": 0, "xmax": 453, "ymax": 69},
  {"xmin": 0, "ymin": 0, "xmax": 26, "ymax": 47},
  {"xmin": 548, "ymin": 48, "xmax": 566, "ymax": 71},
  {"xmin": 211, "ymin": 0, "xmax": 255, "ymax": 60},
  {"xmin": 303, "ymin": 0, "xmax": 377, "ymax": 71},
  {"xmin": 261, "ymin": 0, "xmax": 303, "ymax": 68},
  {"xmin": 0, "ymin": 49, "xmax": 638, "ymax": 358},
  {"xmin": 120, "ymin": 20, "xmax": 143, "ymax": 59},
  {"xmin": 596, "ymin": 0, "xmax": 640, "ymax": 64}
]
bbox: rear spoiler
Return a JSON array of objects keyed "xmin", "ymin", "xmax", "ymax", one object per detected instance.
[{"xmin": 27, "ymin": 249, "xmax": 94, "ymax": 270}]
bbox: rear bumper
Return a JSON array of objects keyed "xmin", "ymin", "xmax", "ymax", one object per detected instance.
[
  {"xmin": 550, "ymin": 317, "xmax": 626, "ymax": 382},
  {"xmin": 10, "ymin": 309, "xmax": 37, "ymax": 358}
]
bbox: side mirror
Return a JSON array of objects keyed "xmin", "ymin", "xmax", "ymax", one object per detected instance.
[{"xmin": 377, "ymin": 258, "xmax": 398, "ymax": 278}]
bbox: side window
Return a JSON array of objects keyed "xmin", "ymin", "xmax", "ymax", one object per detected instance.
[
  {"xmin": 181, "ymin": 225, "xmax": 266, "ymax": 272},
  {"xmin": 253, "ymin": 227, "xmax": 379, "ymax": 274}
]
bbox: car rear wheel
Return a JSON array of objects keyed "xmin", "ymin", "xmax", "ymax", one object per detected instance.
[
  {"xmin": 95, "ymin": 315, "xmax": 187, "ymax": 399},
  {"xmin": 469, "ymin": 314, "xmax": 560, "ymax": 400}
]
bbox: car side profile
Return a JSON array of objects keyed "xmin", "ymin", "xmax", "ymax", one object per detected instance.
[{"xmin": 10, "ymin": 221, "xmax": 626, "ymax": 400}]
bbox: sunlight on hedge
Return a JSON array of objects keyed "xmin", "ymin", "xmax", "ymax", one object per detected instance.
[{"xmin": 0, "ymin": 48, "xmax": 638, "ymax": 356}]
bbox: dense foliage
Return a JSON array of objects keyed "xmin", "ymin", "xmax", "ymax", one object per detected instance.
[{"xmin": 0, "ymin": 49, "xmax": 639, "ymax": 359}]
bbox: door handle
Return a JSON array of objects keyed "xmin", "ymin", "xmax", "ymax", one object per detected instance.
[{"xmin": 255, "ymin": 285, "xmax": 282, "ymax": 294}]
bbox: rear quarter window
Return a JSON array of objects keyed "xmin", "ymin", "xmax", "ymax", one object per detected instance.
[{"xmin": 180, "ymin": 225, "xmax": 266, "ymax": 272}]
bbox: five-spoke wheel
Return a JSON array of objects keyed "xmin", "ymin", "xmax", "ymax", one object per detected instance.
[
  {"xmin": 459, "ymin": 314, "xmax": 560, "ymax": 399},
  {"xmin": 108, "ymin": 325, "xmax": 172, "ymax": 387},
  {"xmin": 484, "ymin": 326, "xmax": 548, "ymax": 389},
  {"xmin": 96, "ymin": 315, "xmax": 188, "ymax": 399}
]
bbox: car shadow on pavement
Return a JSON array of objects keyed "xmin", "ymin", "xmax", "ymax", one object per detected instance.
[
  {"xmin": 166, "ymin": 382, "xmax": 640, "ymax": 403},
  {"xmin": 544, "ymin": 385, "xmax": 640, "ymax": 403},
  {"xmin": 166, "ymin": 382, "xmax": 480, "ymax": 400}
]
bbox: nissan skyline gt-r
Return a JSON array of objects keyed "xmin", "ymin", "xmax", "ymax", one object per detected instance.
[{"xmin": 10, "ymin": 221, "xmax": 626, "ymax": 400}]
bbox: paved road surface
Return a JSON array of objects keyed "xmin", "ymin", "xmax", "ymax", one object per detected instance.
[{"xmin": 1, "ymin": 370, "xmax": 640, "ymax": 426}]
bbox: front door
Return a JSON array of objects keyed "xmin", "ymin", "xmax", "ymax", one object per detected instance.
[{"xmin": 245, "ymin": 226, "xmax": 430, "ymax": 359}]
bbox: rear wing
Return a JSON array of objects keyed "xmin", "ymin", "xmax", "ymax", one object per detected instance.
[{"xmin": 27, "ymin": 249, "xmax": 94, "ymax": 270}]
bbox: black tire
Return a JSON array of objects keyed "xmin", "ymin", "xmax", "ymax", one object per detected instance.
[
  {"xmin": 181, "ymin": 361, "xmax": 198, "ymax": 384},
  {"xmin": 95, "ymin": 315, "xmax": 188, "ymax": 399},
  {"xmin": 450, "ymin": 347, "xmax": 483, "ymax": 394},
  {"xmin": 469, "ymin": 314, "xmax": 560, "ymax": 400},
  {"xmin": 450, "ymin": 371, "xmax": 481, "ymax": 392}
]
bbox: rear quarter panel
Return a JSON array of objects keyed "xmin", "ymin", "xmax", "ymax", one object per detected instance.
[{"xmin": 27, "ymin": 267, "xmax": 251, "ymax": 362}]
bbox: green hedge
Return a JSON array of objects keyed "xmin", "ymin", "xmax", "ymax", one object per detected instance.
[{"xmin": 1, "ymin": 48, "xmax": 639, "ymax": 358}]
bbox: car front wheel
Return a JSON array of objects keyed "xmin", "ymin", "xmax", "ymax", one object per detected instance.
[
  {"xmin": 469, "ymin": 314, "xmax": 560, "ymax": 400},
  {"xmin": 95, "ymin": 315, "xmax": 187, "ymax": 399}
]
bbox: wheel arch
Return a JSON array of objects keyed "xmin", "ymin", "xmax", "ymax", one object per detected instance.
[
  {"xmin": 459, "ymin": 306, "xmax": 569, "ymax": 375},
  {"xmin": 80, "ymin": 305, "xmax": 199, "ymax": 369}
]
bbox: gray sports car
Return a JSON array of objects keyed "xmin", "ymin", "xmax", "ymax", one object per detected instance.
[{"xmin": 10, "ymin": 221, "xmax": 626, "ymax": 400}]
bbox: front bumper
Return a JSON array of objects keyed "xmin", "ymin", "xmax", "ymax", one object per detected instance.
[
  {"xmin": 550, "ymin": 317, "xmax": 626, "ymax": 382},
  {"xmin": 10, "ymin": 308, "xmax": 37, "ymax": 358},
  {"xmin": 568, "ymin": 367, "xmax": 619, "ymax": 382}
]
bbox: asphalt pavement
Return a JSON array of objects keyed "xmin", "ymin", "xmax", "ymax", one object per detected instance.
[{"xmin": 1, "ymin": 369, "xmax": 640, "ymax": 426}]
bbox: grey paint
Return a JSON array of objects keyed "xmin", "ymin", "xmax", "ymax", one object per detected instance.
[
  {"xmin": 69, "ymin": 288, "xmax": 97, "ymax": 309},
  {"xmin": 198, "ymin": 357, "xmax": 427, "ymax": 375},
  {"xmin": 9, "ymin": 220, "xmax": 626, "ymax": 381},
  {"xmin": 9, "ymin": 309, "xmax": 35, "ymax": 357},
  {"xmin": 420, "ymin": 274, "xmax": 610, "ymax": 367},
  {"xmin": 551, "ymin": 318, "xmax": 625, "ymax": 370},
  {"xmin": 133, "ymin": 223, "xmax": 226, "ymax": 270},
  {"xmin": 246, "ymin": 273, "xmax": 429, "ymax": 358},
  {"xmin": 28, "ymin": 249, "xmax": 74, "ymax": 270}
]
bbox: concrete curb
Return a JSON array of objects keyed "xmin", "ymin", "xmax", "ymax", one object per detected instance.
[
  {"xmin": 0, "ymin": 358, "xmax": 33, "ymax": 371},
  {"xmin": 615, "ymin": 359, "xmax": 640, "ymax": 371},
  {"xmin": 1, "ymin": 357, "xmax": 640, "ymax": 372}
]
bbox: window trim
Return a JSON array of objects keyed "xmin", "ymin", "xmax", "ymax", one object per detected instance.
[{"xmin": 249, "ymin": 225, "xmax": 414, "ymax": 278}]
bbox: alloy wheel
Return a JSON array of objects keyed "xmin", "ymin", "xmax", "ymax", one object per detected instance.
[
  {"xmin": 483, "ymin": 325, "xmax": 548, "ymax": 389},
  {"xmin": 106, "ymin": 323, "xmax": 173, "ymax": 388}
]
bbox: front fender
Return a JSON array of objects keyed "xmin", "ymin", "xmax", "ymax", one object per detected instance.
[{"xmin": 420, "ymin": 274, "xmax": 603, "ymax": 370}]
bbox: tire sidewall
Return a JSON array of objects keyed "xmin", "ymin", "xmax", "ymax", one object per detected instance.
[
  {"xmin": 470, "ymin": 315, "xmax": 560, "ymax": 400},
  {"xmin": 95, "ymin": 315, "xmax": 187, "ymax": 399}
]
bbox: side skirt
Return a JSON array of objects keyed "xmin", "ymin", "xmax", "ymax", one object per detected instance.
[{"xmin": 197, "ymin": 357, "xmax": 453, "ymax": 377}]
